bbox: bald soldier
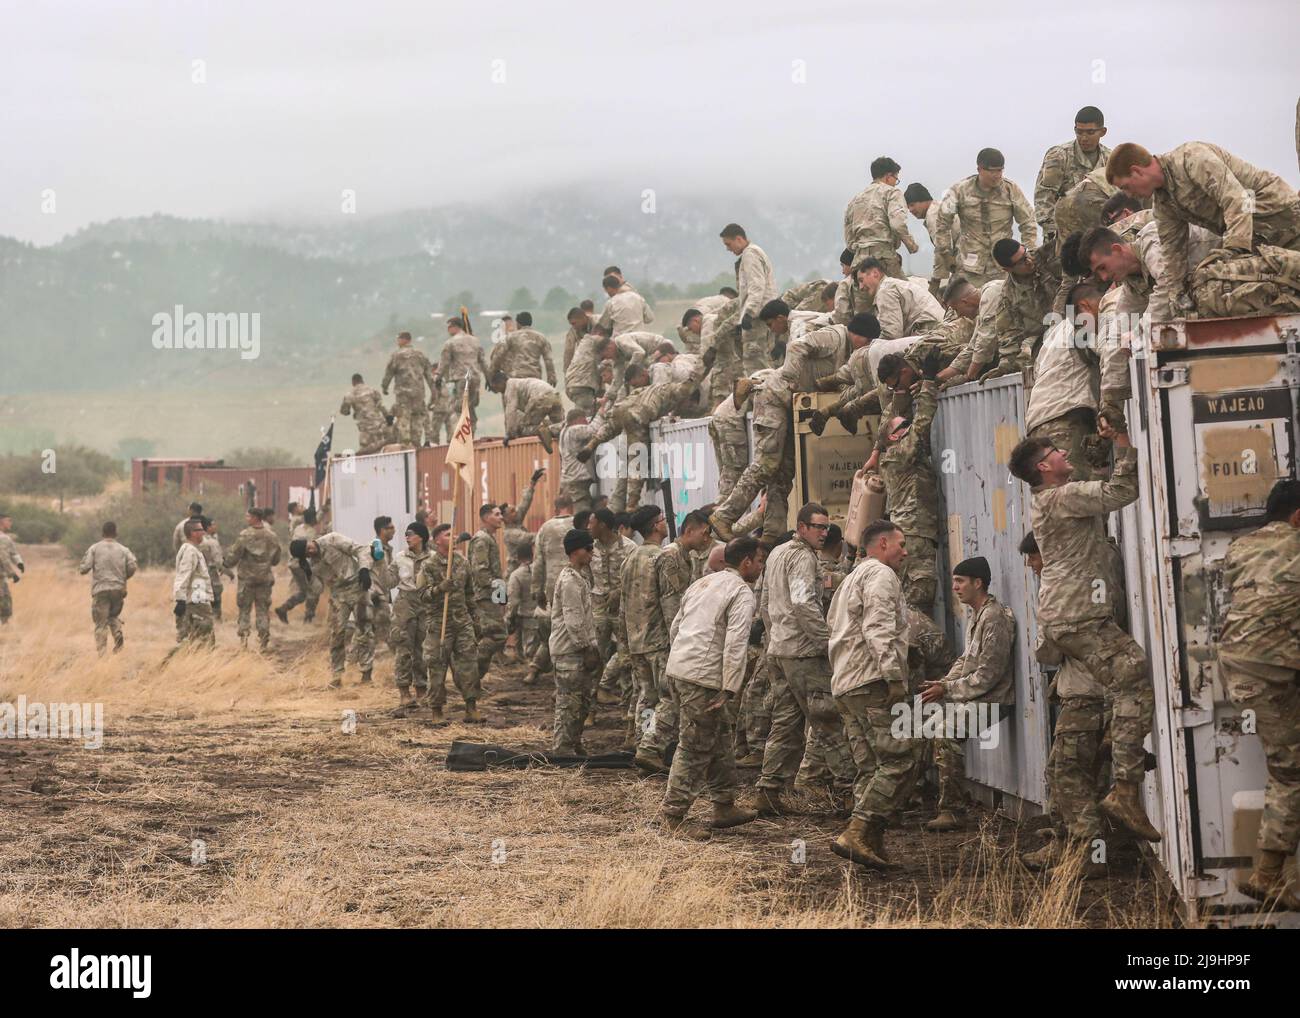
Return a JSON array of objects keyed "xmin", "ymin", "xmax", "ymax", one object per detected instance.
[
  {"xmin": 937, "ymin": 147, "xmax": 1038, "ymax": 288},
  {"xmin": 340, "ymin": 373, "xmax": 391, "ymax": 454},
  {"xmin": 382, "ymin": 331, "xmax": 437, "ymax": 447},
  {"xmin": 844, "ymin": 156, "xmax": 919, "ymax": 278}
]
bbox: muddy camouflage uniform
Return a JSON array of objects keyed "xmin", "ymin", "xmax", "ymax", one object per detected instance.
[
  {"xmin": 622, "ymin": 542, "xmax": 669, "ymax": 741},
  {"xmin": 489, "ymin": 327, "xmax": 557, "ymax": 386},
  {"xmin": 845, "ymin": 180, "xmax": 918, "ymax": 277},
  {"xmin": 586, "ymin": 380, "xmax": 701, "ymax": 512},
  {"xmin": 419, "ymin": 549, "xmax": 481, "ymax": 709},
  {"xmin": 312, "ymin": 532, "xmax": 372, "ymax": 678},
  {"xmin": 529, "ymin": 513, "xmax": 575, "ymax": 675},
  {"xmin": 171, "ymin": 541, "xmax": 214, "ymax": 650},
  {"xmin": 340, "ymin": 381, "xmax": 391, "ymax": 454},
  {"xmin": 637, "ymin": 540, "xmax": 697, "ymax": 758},
  {"xmin": 438, "ymin": 332, "xmax": 490, "ymax": 425},
  {"xmin": 227, "ymin": 523, "xmax": 281, "ymax": 650},
  {"xmin": 505, "ymin": 562, "xmax": 540, "ymax": 662},
  {"xmin": 78, "ymin": 538, "xmax": 138, "ymax": 653},
  {"xmin": 467, "ymin": 528, "xmax": 507, "ymax": 680},
  {"xmin": 279, "ymin": 521, "xmax": 323, "ymax": 621},
  {"xmin": 592, "ymin": 532, "xmax": 636, "ymax": 699},
  {"xmin": 1219, "ymin": 521, "xmax": 1300, "ymax": 857},
  {"xmin": 382, "ymin": 346, "xmax": 436, "ymax": 446},
  {"xmin": 879, "ymin": 380, "xmax": 940, "ymax": 612},
  {"xmin": 549, "ymin": 563, "xmax": 600, "ymax": 754},
  {"xmin": 390, "ymin": 545, "xmax": 429, "ymax": 694}
]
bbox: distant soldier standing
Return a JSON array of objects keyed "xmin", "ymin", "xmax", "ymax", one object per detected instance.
[
  {"xmin": 488, "ymin": 311, "xmax": 557, "ymax": 386},
  {"xmin": 527, "ymin": 493, "xmax": 576, "ymax": 684},
  {"xmin": 467, "ymin": 504, "xmax": 508, "ymax": 686},
  {"xmin": 390, "ymin": 521, "xmax": 431, "ymax": 712},
  {"xmin": 437, "ymin": 318, "xmax": 490, "ymax": 426},
  {"xmin": 366, "ymin": 516, "xmax": 398, "ymax": 678},
  {"xmin": 1218, "ymin": 480, "xmax": 1300, "ymax": 910},
  {"xmin": 294, "ymin": 531, "xmax": 374, "ymax": 687},
  {"xmin": 171, "ymin": 520, "xmax": 215, "ymax": 652},
  {"xmin": 623, "ymin": 506, "xmax": 672, "ymax": 771},
  {"xmin": 505, "ymin": 542, "xmax": 540, "ymax": 664},
  {"xmin": 1034, "ymin": 107, "xmax": 1111, "ymax": 258},
  {"xmin": 276, "ymin": 508, "xmax": 322, "ymax": 623},
  {"xmin": 549, "ymin": 528, "xmax": 602, "ymax": 755},
  {"xmin": 226, "ymin": 507, "xmax": 282, "ymax": 652},
  {"xmin": 200, "ymin": 518, "xmax": 234, "ymax": 622},
  {"xmin": 78, "ymin": 520, "xmax": 138, "ymax": 654},
  {"xmin": 844, "ymin": 156, "xmax": 919, "ymax": 277},
  {"xmin": 382, "ymin": 331, "xmax": 436, "ymax": 447},
  {"xmin": 340, "ymin": 373, "xmax": 392, "ymax": 454},
  {"xmin": 172, "ymin": 502, "xmax": 204, "ymax": 553},
  {"xmin": 0, "ymin": 511, "xmax": 22, "ymax": 626},
  {"xmin": 419, "ymin": 523, "xmax": 484, "ymax": 724}
]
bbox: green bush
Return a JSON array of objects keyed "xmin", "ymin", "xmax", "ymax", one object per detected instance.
[
  {"xmin": 61, "ymin": 490, "xmax": 255, "ymax": 568},
  {"xmin": 0, "ymin": 445, "xmax": 123, "ymax": 498},
  {"xmin": 5, "ymin": 503, "xmax": 70, "ymax": 544}
]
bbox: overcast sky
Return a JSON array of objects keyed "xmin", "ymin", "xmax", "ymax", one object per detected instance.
[{"xmin": 2, "ymin": 0, "xmax": 1297, "ymax": 246}]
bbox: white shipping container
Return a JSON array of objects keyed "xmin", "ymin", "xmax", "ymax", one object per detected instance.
[{"xmin": 327, "ymin": 450, "xmax": 420, "ymax": 544}]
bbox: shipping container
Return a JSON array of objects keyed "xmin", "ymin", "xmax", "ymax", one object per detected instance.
[
  {"xmin": 131, "ymin": 457, "xmax": 222, "ymax": 495},
  {"xmin": 190, "ymin": 466, "xmax": 315, "ymax": 519},
  {"xmin": 328, "ymin": 450, "xmax": 419, "ymax": 544},
  {"xmin": 416, "ymin": 436, "xmax": 560, "ymax": 537}
]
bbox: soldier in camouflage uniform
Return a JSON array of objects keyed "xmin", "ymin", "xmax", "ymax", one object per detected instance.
[
  {"xmin": 905, "ymin": 183, "xmax": 960, "ymax": 296},
  {"xmin": 844, "ymin": 156, "xmax": 919, "ymax": 277},
  {"xmin": 975, "ymin": 239, "xmax": 1061, "ymax": 380},
  {"xmin": 78, "ymin": 520, "xmax": 137, "ymax": 654},
  {"xmin": 200, "ymin": 518, "xmax": 234, "ymax": 622},
  {"xmin": 558, "ymin": 411, "xmax": 600, "ymax": 513},
  {"xmin": 0, "ymin": 511, "xmax": 23, "ymax": 625},
  {"xmin": 1218, "ymin": 480, "xmax": 1300, "ymax": 909},
  {"xmin": 527, "ymin": 494, "xmax": 576, "ymax": 684},
  {"xmin": 436, "ymin": 318, "xmax": 490, "ymax": 426},
  {"xmin": 622, "ymin": 506, "xmax": 672, "ymax": 772},
  {"xmin": 854, "ymin": 259, "xmax": 945, "ymax": 340},
  {"xmin": 875, "ymin": 378, "xmax": 941, "ymax": 613},
  {"xmin": 721, "ymin": 224, "xmax": 778, "ymax": 373},
  {"xmin": 364, "ymin": 516, "xmax": 398, "ymax": 680},
  {"xmin": 708, "ymin": 378, "xmax": 758, "ymax": 496},
  {"xmin": 276, "ymin": 508, "xmax": 323, "ymax": 623},
  {"xmin": 590, "ymin": 509, "xmax": 636, "ymax": 735},
  {"xmin": 937, "ymin": 148, "xmax": 1038, "ymax": 288},
  {"xmin": 501, "ymin": 469, "xmax": 543, "ymax": 576},
  {"xmin": 659, "ymin": 537, "xmax": 765, "ymax": 840},
  {"xmin": 919, "ymin": 558, "xmax": 1016, "ymax": 832},
  {"xmin": 490, "ymin": 373, "xmax": 563, "ymax": 453},
  {"xmin": 636, "ymin": 511, "xmax": 715, "ymax": 767},
  {"xmin": 1034, "ymin": 107, "xmax": 1111, "ymax": 259},
  {"xmin": 1012, "ymin": 419, "xmax": 1162, "ymax": 846},
  {"xmin": 295, "ymin": 530, "xmax": 374, "ymax": 688},
  {"xmin": 487, "ymin": 313, "xmax": 557, "ymax": 386},
  {"xmin": 390, "ymin": 521, "xmax": 430, "ymax": 711},
  {"xmin": 467, "ymin": 504, "xmax": 508, "ymax": 686},
  {"xmin": 340, "ymin": 373, "xmax": 392, "ymax": 454},
  {"xmin": 427, "ymin": 376, "xmax": 454, "ymax": 445},
  {"xmin": 170, "ymin": 520, "xmax": 215, "ymax": 653},
  {"xmin": 418, "ymin": 523, "xmax": 484, "ymax": 724},
  {"xmin": 226, "ymin": 507, "xmax": 281, "ymax": 651},
  {"xmin": 754, "ymin": 505, "xmax": 857, "ymax": 815},
  {"xmin": 505, "ymin": 543, "xmax": 540, "ymax": 664},
  {"xmin": 381, "ymin": 332, "xmax": 437, "ymax": 447},
  {"xmin": 549, "ymin": 528, "xmax": 602, "ymax": 755}
]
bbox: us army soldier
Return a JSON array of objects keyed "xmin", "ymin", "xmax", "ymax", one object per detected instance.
[
  {"xmin": 382, "ymin": 331, "xmax": 437, "ymax": 447},
  {"xmin": 226, "ymin": 507, "xmax": 282, "ymax": 651},
  {"xmin": 78, "ymin": 520, "xmax": 138, "ymax": 654}
]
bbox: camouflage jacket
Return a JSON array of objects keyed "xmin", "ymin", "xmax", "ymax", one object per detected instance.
[
  {"xmin": 531, "ymin": 514, "xmax": 575, "ymax": 605},
  {"xmin": 760, "ymin": 536, "xmax": 830, "ymax": 658},
  {"xmin": 1220, "ymin": 521, "xmax": 1300, "ymax": 666},
  {"xmin": 1034, "ymin": 139, "xmax": 1110, "ymax": 235},
  {"xmin": 467, "ymin": 528, "xmax": 503, "ymax": 605},
  {"xmin": 227, "ymin": 525, "xmax": 282, "ymax": 584},
  {"xmin": 941, "ymin": 594, "xmax": 1017, "ymax": 703},
  {"xmin": 489, "ymin": 327, "xmax": 557, "ymax": 386},
  {"xmin": 591, "ymin": 533, "xmax": 635, "ymax": 607},
  {"xmin": 879, "ymin": 380, "xmax": 940, "ymax": 540},
  {"xmin": 621, "ymin": 542, "xmax": 668, "ymax": 654},
  {"xmin": 549, "ymin": 564, "xmax": 598, "ymax": 657},
  {"xmin": 312, "ymin": 532, "xmax": 368, "ymax": 589},
  {"xmin": 438, "ymin": 334, "xmax": 489, "ymax": 388},
  {"xmin": 339, "ymin": 383, "xmax": 387, "ymax": 425},
  {"xmin": 873, "ymin": 277, "xmax": 945, "ymax": 340},
  {"xmin": 938, "ymin": 175, "xmax": 1038, "ymax": 280},
  {"xmin": 656, "ymin": 540, "xmax": 696, "ymax": 633},
  {"xmin": 598, "ymin": 291, "xmax": 654, "ymax": 336},
  {"xmin": 505, "ymin": 563, "xmax": 537, "ymax": 628},
  {"xmin": 382, "ymin": 347, "xmax": 435, "ymax": 402},
  {"xmin": 844, "ymin": 180, "xmax": 918, "ymax": 259},
  {"xmin": 736, "ymin": 242, "xmax": 778, "ymax": 321},
  {"xmin": 827, "ymin": 556, "xmax": 909, "ymax": 696},
  {"xmin": 418, "ymin": 550, "xmax": 478, "ymax": 630},
  {"xmin": 906, "ymin": 607, "xmax": 955, "ymax": 689}
]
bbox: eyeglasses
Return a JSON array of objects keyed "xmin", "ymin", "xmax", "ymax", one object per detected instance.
[{"xmin": 806, "ymin": 522, "xmax": 831, "ymax": 531}]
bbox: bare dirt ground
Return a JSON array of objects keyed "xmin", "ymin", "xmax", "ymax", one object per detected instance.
[{"xmin": 0, "ymin": 545, "xmax": 1178, "ymax": 928}]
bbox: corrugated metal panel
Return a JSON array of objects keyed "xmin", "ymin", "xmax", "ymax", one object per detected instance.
[
  {"xmin": 649, "ymin": 416, "xmax": 717, "ymax": 527},
  {"xmin": 933, "ymin": 375, "xmax": 1050, "ymax": 808},
  {"xmin": 190, "ymin": 466, "xmax": 315, "ymax": 518},
  {"xmin": 416, "ymin": 436, "xmax": 561, "ymax": 543}
]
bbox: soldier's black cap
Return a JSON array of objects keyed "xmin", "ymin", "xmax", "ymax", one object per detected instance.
[
  {"xmin": 289, "ymin": 539, "xmax": 309, "ymax": 559},
  {"xmin": 953, "ymin": 556, "xmax": 992, "ymax": 587},
  {"xmin": 563, "ymin": 528, "xmax": 594, "ymax": 555},
  {"xmin": 406, "ymin": 521, "xmax": 429, "ymax": 542}
]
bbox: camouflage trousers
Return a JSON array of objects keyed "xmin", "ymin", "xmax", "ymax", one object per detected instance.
[
  {"xmin": 741, "ymin": 319, "xmax": 774, "ymax": 374},
  {"xmin": 553, "ymin": 653, "xmax": 600, "ymax": 754},
  {"xmin": 513, "ymin": 618, "xmax": 540, "ymax": 662},
  {"xmin": 1221, "ymin": 653, "xmax": 1300, "ymax": 854},
  {"xmin": 631, "ymin": 649, "xmax": 670, "ymax": 747},
  {"xmin": 663, "ymin": 679, "xmax": 741, "ymax": 817},
  {"xmin": 1047, "ymin": 696, "xmax": 1106, "ymax": 842},
  {"xmin": 211, "ymin": 581, "xmax": 224, "ymax": 621},
  {"xmin": 1028, "ymin": 407, "xmax": 1102, "ymax": 483},
  {"xmin": 237, "ymin": 580, "xmax": 274, "ymax": 648},
  {"xmin": 563, "ymin": 479, "xmax": 594, "ymax": 514},
  {"xmin": 91, "ymin": 590, "xmax": 126, "ymax": 654},
  {"xmin": 736, "ymin": 650, "xmax": 772, "ymax": 757},
  {"xmin": 475, "ymin": 601, "xmax": 507, "ymax": 679},
  {"xmin": 836, "ymin": 680, "xmax": 923, "ymax": 826},
  {"xmin": 357, "ymin": 422, "xmax": 389, "ymax": 455},
  {"xmin": 898, "ymin": 535, "xmax": 938, "ymax": 613},
  {"xmin": 611, "ymin": 423, "xmax": 652, "ymax": 513},
  {"xmin": 566, "ymin": 386, "xmax": 597, "ymax": 419},
  {"xmin": 327, "ymin": 583, "xmax": 372, "ymax": 675},
  {"xmin": 427, "ymin": 408, "xmax": 454, "ymax": 445},
  {"xmin": 356, "ymin": 591, "xmax": 393, "ymax": 671},
  {"xmin": 639, "ymin": 657, "xmax": 678, "ymax": 758},
  {"xmin": 708, "ymin": 416, "xmax": 750, "ymax": 496},
  {"xmin": 280, "ymin": 562, "xmax": 322, "ymax": 620},
  {"xmin": 423, "ymin": 617, "xmax": 481, "ymax": 707},
  {"xmin": 390, "ymin": 595, "xmax": 427, "ymax": 690},
  {"xmin": 0, "ymin": 577, "xmax": 10, "ymax": 622},
  {"xmin": 797, "ymin": 726, "xmax": 858, "ymax": 788},
  {"xmin": 713, "ymin": 416, "xmax": 794, "ymax": 540},
  {"xmin": 759, "ymin": 656, "xmax": 855, "ymax": 790},
  {"xmin": 394, "ymin": 395, "xmax": 426, "ymax": 446},
  {"xmin": 595, "ymin": 607, "xmax": 632, "ymax": 696},
  {"xmin": 510, "ymin": 392, "xmax": 564, "ymax": 441},
  {"xmin": 855, "ymin": 246, "xmax": 905, "ymax": 279},
  {"xmin": 1189, "ymin": 237, "xmax": 1300, "ymax": 318},
  {"xmin": 173, "ymin": 602, "xmax": 214, "ymax": 650},
  {"xmin": 1042, "ymin": 618, "xmax": 1152, "ymax": 783},
  {"xmin": 935, "ymin": 736, "xmax": 970, "ymax": 812},
  {"xmin": 530, "ymin": 614, "xmax": 553, "ymax": 675}
]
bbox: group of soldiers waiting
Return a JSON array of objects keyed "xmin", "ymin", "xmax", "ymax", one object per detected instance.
[{"xmin": 33, "ymin": 101, "xmax": 1300, "ymax": 909}]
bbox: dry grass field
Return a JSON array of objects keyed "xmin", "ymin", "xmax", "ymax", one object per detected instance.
[{"xmin": 0, "ymin": 544, "xmax": 1178, "ymax": 928}]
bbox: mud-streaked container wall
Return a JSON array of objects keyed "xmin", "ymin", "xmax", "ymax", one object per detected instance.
[
  {"xmin": 933, "ymin": 375, "xmax": 1050, "ymax": 808},
  {"xmin": 417, "ymin": 436, "xmax": 561, "ymax": 543},
  {"xmin": 650, "ymin": 416, "xmax": 719, "ymax": 527}
]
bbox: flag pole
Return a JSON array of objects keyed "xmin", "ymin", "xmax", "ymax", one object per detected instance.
[{"xmin": 440, "ymin": 372, "xmax": 472, "ymax": 641}]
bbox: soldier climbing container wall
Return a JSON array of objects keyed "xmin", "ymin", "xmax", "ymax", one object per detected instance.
[
  {"xmin": 1124, "ymin": 314, "xmax": 1300, "ymax": 927},
  {"xmin": 792, "ymin": 392, "xmax": 878, "ymax": 532}
]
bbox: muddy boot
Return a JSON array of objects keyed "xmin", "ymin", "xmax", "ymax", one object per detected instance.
[
  {"xmin": 711, "ymin": 802, "xmax": 758, "ymax": 830},
  {"xmin": 572, "ymin": 741, "xmax": 588, "ymax": 757},
  {"xmin": 304, "ymin": 611, "xmax": 315, "ymax": 623},
  {"xmin": 429, "ymin": 703, "xmax": 446, "ymax": 724},
  {"xmin": 708, "ymin": 512, "xmax": 735, "ymax": 541},
  {"xmin": 1099, "ymin": 780, "xmax": 1162, "ymax": 842},
  {"xmin": 831, "ymin": 817, "xmax": 890, "ymax": 869},
  {"xmin": 634, "ymin": 749, "xmax": 670, "ymax": 775},
  {"xmin": 259, "ymin": 638, "xmax": 270, "ymax": 653},
  {"xmin": 328, "ymin": 674, "xmax": 342, "ymax": 689},
  {"xmin": 1022, "ymin": 840, "xmax": 1061, "ymax": 872},
  {"xmin": 621, "ymin": 718, "xmax": 639, "ymax": 752},
  {"xmin": 523, "ymin": 665, "xmax": 539, "ymax": 687},
  {"xmin": 596, "ymin": 687, "xmax": 621, "ymax": 705},
  {"xmin": 753, "ymin": 787, "xmax": 788, "ymax": 817},
  {"xmin": 925, "ymin": 811, "xmax": 963, "ymax": 833},
  {"xmin": 1241, "ymin": 850, "xmax": 1300, "ymax": 910},
  {"xmin": 660, "ymin": 811, "xmax": 712, "ymax": 841},
  {"xmin": 464, "ymin": 700, "xmax": 484, "ymax": 724},
  {"xmin": 735, "ymin": 751, "xmax": 764, "ymax": 768},
  {"xmin": 112, "ymin": 635, "xmax": 125, "ymax": 654},
  {"xmin": 240, "ymin": 634, "xmax": 250, "ymax": 650},
  {"xmin": 360, "ymin": 669, "xmax": 372, "ymax": 684},
  {"xmin": 536, "ymin": 426, "xmax": 554, "ymax": 454},
  {"xmin": 275, "ymin": 606, "xmax": 290, "ymax": 624}
]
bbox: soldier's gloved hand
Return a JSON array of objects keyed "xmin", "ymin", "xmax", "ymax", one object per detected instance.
[
  {"xmin": 16, "ymin": 562, "xmax": 24, "ymax": 572},
  {"xmin": 748, "ymin": 617, "xmax": 765, "ymax": 647},
  {"xmin": 576, "ymin": 446, "xmax": 594, "ymax": 463},
  {"xmin": 740, "ymin": 313, "xmax": 753, "ymax": 331},
  {"xmin": 1098, "ymin": 403, "xmax": 1129, "ymax": 435},
  {"xmin": 433, "ymin": 577, "xmax": 454, "ymax": 594},
  {"xmin": 10, "ymin": 573, "xmax": 18, "ymax": 583},
  {"xmin": 836, "ymin": 410, "xmax": 859, "ymax": 435},
  {"xmin": 174, "ymin": 600, "xmax": 187, "ymax": 618},
  {"xmin": 358, "ymin": 567, "xmax": 372, "ymax": 591},
  {"xmin": 385, "ymin": 415, "xmax": 395, "ymax": 426},
  {"xmin": 502, "ymin": 437, "xmax": 510, "ymax": 448},
  {"xmin": 920, "ymin": 348, "xmax": 945, "ymax": 380},
  {"xmin": 808, "ymin": 410, "xmax": 829, "ymax": 437},
  {"xmin": 531, "ymin": 467, "xmax": 546, "ymax": 484}
]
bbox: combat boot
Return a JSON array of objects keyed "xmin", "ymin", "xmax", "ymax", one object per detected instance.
[
  {"xmin": 240, "ymin": 634, "xmax": 250, "ymax": 650},
  {"xmin": 1099, "ymin": 780, "xmax": 1162, "ymax": 842},
  {"xmin": 429, "ymin": 704, "xmax": 446, "ymax": 724},
  {"xmin": 864, "ymin": 818, "xmax": 893, "ymax": 866},
  {"xmin": 304, "ymin": 611, "xmax": 315, "ymax": 623},
  {"xmin": 660, "ymin": 811, "xmax": 711, "ymax": 841},
  {"xmin": 596, "ymin": 687, "xmax": 620, "ymax": 705},
  {"xmin": 275, "ymin": 606, "xmax": 289, "ymax": 624},
  {"xmin": 753, "ymin": 787, "xmax": 788, "ymax": 817},
  {"xmin": 1242, "ymin": 850, "xmax": 1300, "ymax": 910},
  {"xmin": 536, "ymin": 425, "xmax": 554, "ymax": 454},
  {"xmin": 464, "ymin": 700, "xmax": 484, "ymax": 724},
  {"xmin": 621, "ymin": 718, "xmax": 639, "ymax": 752},
  {"xmin": 360, "ymin": 669, "xmax": 372, "ymax": 684},
  {"xmin": 708, "ymin": 512, "xmax": 735, "ymax": 541},
  {"xmin": 634, "ymin": 749, "xmax": 669, "ymax": 775},
  {"xmin": 328, "ymin": 675, "xmax": 342, "ymax": 689},
  {"xmin": 830, "ymin": 817, "xmax": 890, "ymax": 869},
  {"xmin": 732, "ymin": 377, "xmax": 754, "ymax": 411},
  {"xmin": 925, "ymin": 811, "xmax": 963, "ymax": 833},
  {"xmin": 522, "ymin": 664, "xmax": 539, "ymax": 686},
  {"xmin": 1021, "ymin": 840, "xmax": 1061, "ymax": 872},
  {"xmin": 734, "ymin": 750, "xmax": 764, "ymax": 768},
  {"xmin": 711, "ymin": 802, "xmax": 758, "ymax": 829}
]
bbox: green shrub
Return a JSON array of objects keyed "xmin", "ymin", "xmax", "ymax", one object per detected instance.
[
  {"xmin": 4, "ymin": 502, "xmax": 70, "ymax": 544},
  {"xmin": 61, "ymin": 490, "xmax": 255, "ymax": 567},
  {"xmin": 0, "ymin": 445, "xmax": 123, "ymax": 498}
]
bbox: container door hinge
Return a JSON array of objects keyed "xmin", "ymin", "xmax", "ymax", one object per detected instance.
[{"xmin": 1154, "ymin": 365, "xmax": 1188, "ymax": 389}]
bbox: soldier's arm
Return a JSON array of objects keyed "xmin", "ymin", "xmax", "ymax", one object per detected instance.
[
  {"xmin": 1186, "ymin": 144, "xmax": 1255, "ymax": 253},
  {"xmin": 1033, "ymin": 146, "xmax": 1065, "ymax": 232},
  {"xmin": 540, "ymin": 339, "xmax": 557, "ymax": 387},
  {"xmin": 1012, "ymin": 180, "xmax": 1038, "ymax": 252},
  {"xmin": 270, "ymin": 539, "xmax": 282, "ymax": 567},
  {"xmin": 874, "ymin": 285, "xmax": 905, "ymax": 340},
  {"xmin": 126, "ymin": 548, "xmax": 138, "ymax": 580},
  {"xmin": 945, "ymin": 610, "xmax": 1015, "ymax": 701},
  {"xmin": 641, "ymin": 296, "xmax": 654, "ymax": 326},
  {"xmin": 339, "ymin": 396, "xmax": 353, "ymax": 416},
  {"xmin": 935, "ymin": 190, "xmax": 958, "ymax": 269},
  {"xmin": 78, "ymin": 547, "xmax": 94, "ymax": 574},
  {"xmin": 1056, "ymin": 444, "xmax": 1139, "ymax": 516},
  {"xmin": 559, "ymin": 575, "xmax": 597, "ymax": 651},
  {"xmin": 531, "ymin": 543, "xmax": 546, "ymax": 605},
  {"xmin": 789, "ymin": 552, "xmax": 831, "ymax": 645},
  {"xmin": 889, "ymin": 188, "xmax": 918, "ymax": 253},
  {"xmin": 517, "ymin": 479, "xmax": 536, "ymax": 521},
  {"xmin": 860, "ymin": 576, "xmax": 907, "ymax": 687},
  {"xmin": 381, "ymin": 356, "xmax": 396, "ymax": 394},
  {"xmin": 1154, "ymin": 206, "xmax": 1193, "ymax": 311},
  {"xmin": 722, "ymin": 586, "xmax": 756, "ymax": 694},
  {"xmin": 422, "ymin": 352, "xmax": 437, "ymax": 394}
]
